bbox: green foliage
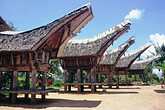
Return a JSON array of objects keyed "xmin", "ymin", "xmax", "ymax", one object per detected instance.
[
  {"xmin": 53, "ymin": 80, "xmax": 62, "ymax": 87},
  {"xmin": 1, "ymin": 72, "xmax": 11, "ymax": 89},
  {"xmin": 50, "ymin": 60, "xmax": 63, "ymax": 79}
]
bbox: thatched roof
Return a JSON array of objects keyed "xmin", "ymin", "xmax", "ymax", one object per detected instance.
[
  {"xmin": 0, "ymin": 3, "xmax": 92, "ymax": 52},
  {"xmin": 129, "ymin": 55, "xmax": 161, "ymax": 70},
  {"xmin": 116, "ymin": 42, "xmax": 151, "ymax": 68},
  {"xmin": 100, "ymin": 36, "xmax": 135, "ymax": 65},
  {"xmin": 0, "ymin": 16, "xmax": 10, "ymax": 32},
  {"xmin": 62, "ymin": 20, "xmax": 131, "ymax": 57}
]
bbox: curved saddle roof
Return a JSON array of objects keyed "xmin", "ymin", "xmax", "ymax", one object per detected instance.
[
  {"xmin": 116, "ymin": 42, "xmax": 152, "ymax": 68},
  {"xmin": 100, "ymin": 36, "xmax": 135, "ymax": 65},
  {"xmin": 62, "ymin": 20, "xmax": 131, "ymax": 57},
  {"xmin": 129, "ymin": 55, "xmax": 161, "ymax": 70},
  {"xmin": 0, "ymin": 3, "xmax": 93, "ymax": 53}
]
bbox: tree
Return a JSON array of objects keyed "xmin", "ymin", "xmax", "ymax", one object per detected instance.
[{"xmin": 8, "ymin": 21, "xmax": 17, "ymax": 31}]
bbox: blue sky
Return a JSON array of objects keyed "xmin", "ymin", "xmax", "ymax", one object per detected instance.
[{"xmin": 1, "ymin": 0, "xmax": 165, "ymax": 57}]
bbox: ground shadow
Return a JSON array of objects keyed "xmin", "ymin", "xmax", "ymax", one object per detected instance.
[
  {"xmin": 0, "ymin": 97, "xmax": 101, "ymax": 109},
  {"xmin": 154, "ymin": 90, "xmax": 165, "ymax": 93},
  {"xmin": 59, "ymin": 91, "xmax": 138, "ymax": 94}
]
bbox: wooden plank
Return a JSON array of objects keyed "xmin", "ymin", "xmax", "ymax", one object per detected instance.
[
  {"xmin": 46, "ymin": 53, "xmax": 49, "ymax": 64},
  {"xmin": 91, "ymin": 67, "xmax": 96, "ymax": 83},
  {"xmin": 16, "ymin": 55, "xmax": 20, "ymax": 65}
]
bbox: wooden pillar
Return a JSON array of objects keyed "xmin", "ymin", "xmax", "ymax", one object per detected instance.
[
  {"xmin": 116, "ymin": 74, "xmax": 119, "ymax": 89},
  {"xmin": 98, "ymin": 74, "xmax": 102, "ymax": 88},
  {"xmin": 64, "ymin": 69, "xmax": 68, "ymax": 92},
  {"xmin": 87, "ymin": 71, "xmax": 91, "ymax": 83},
  {"xmin": 0, "ymin": 71, "xmax": 1, "ymax": 89},
  {"xmin": 108, "ymin": 74, "xmax": 112, "ymax": 88},
  {"xmin": 134, "ymin": 74, "xmax": 136, "ymax": 81},
  {"xmin": 91, "ymin": 67, "xmax": 96, "ymax": 83},
  {"xmin": 91, "ymin": 67, "xmax": 96, "ymax": 92},
  {"xmin": 77, "ymin": 69, "xmax": 83, "ymax": 92},
  {"xmin": 31, "ymin": 70, "xmax": 37, "ymax": 90},
  {"xmin": 68, "ymin": 70, "xmax": 72, "ymax": 92},
  {"xmin": 77, "ymin": 69, "xmax": 81, "ymax": 83},
  {"xmin": 42, "ymin": 72, "xmax": 47, "ymax": 100},
  {"xmin": 12, "ymin": 70, "xmax": 18, "ymax": 103},
  {"xmin": 125, "ymin": 74, "xmax": 128, "ymax": 85},
  {"xmin": 25, "ymin": 71, "xmax": 30, "ymax": 99},
  {"xmin": 31, "ymin": 94, "xmax": 36, "ymax": 104},
  {"xmin": 31, "ymin": 70, "xmax": 36, "ymax": 104},
  {"xmin": 64, "ymin": 69, "xmax": 68, "ymax": 83},
  {"xmin": 141, "ymin": 74, "xmax": 144, "ymax": 81}
]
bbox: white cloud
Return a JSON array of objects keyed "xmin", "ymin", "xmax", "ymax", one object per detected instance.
[
  {"xmin": 125, "ymin": 9, "xmax": 145, "ymax": 20},
  {"xmin": 141, "ymin": 33, "xmax": 165, "ymax": 58},
  {"xmin": 150, "ymin": 33, "xmax": 165, "ymax": 46}
]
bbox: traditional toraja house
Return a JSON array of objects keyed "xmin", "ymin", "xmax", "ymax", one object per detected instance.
[
  {"xmin": 0, "ymin": 3, "xmax": 93, "ymax": 104},
  {"xmin": 114, "ymin": 42, "xmax": 152, "ymax": 88},
  {"xmin": 96, "ymin": 36, "xmax": 135, "ymax": 88},
  {"xmin": 129, "ymin": 55, "xmax": 161, "ymax": 80},
  {"xmin": 0, "ymin": 16, "xmax": 10, "ymax": 32},
  {"xmin": 60, "ymin": 20, "xmax": 131, "ymax": 93}
]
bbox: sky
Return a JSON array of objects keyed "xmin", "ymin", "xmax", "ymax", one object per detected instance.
[{"xmin": 1, "ymin": 0, "xmax": 165, "ymax": 76}]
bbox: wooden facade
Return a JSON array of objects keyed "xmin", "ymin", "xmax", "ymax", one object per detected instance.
[
  {"xmin": 0, "ymin": 3, "xmax": 93, "ymax": 103},
  {"xmin": 0, "ymin": 16, "xmax": 10, "ymax": 32}
]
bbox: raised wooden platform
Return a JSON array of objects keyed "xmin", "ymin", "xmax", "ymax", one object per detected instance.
[
  {"xmin": 0, "ymin": 89, "xmax": 58, "ymax": 104},
  {"xmin": 60, "ymin": 81, "xmax": 132, "ymax": 93}
]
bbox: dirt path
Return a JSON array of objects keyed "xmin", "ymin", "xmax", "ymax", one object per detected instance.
[{"xmin": 0, "ymin": 85, "xmax": 165, "ymax": 110}]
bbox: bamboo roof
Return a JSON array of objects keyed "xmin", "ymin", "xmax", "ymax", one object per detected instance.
[
  {"xmin": 116, "ymin": 42, "xmax": 151, "ymax": 68},
  {"xmin": 0, "ymin": 3, "xmax": 92, "ymax": 52},
  {"xmin": 62, "ymin": 20, "xmax": 131, "ymax": 57},
  {"xmin": 100, "ymin": 36, "xmax": 135, "ymax": 65},
  {"xmin": 129, "ymin": 55, "xmax": 161, "ymax": 70}
]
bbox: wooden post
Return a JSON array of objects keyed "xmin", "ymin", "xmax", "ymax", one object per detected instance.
[
  {"xmin": 31, "ymin": 70, "xmax": 37, "ymax": 90},
  {"xmin": 108, "ymin": 74, "xmax": 112, "ymax": 88},
  {"xmin": 25, "ymin": 71, "xmax": 30, "ymax": 99},
  {"xmin": 42, "ymin": 72, "xmax": 47, "ymax": 100},
  {"xmin": 12, "ymin": 70, "xmax": 18, "ymax": 103},
  {"xmin": 68, "ymin": 70, "xmax": 72, "ymax": 92},
  {"xmin": 31, "ymin": 70, "xmax": 37, "ymax": 104},
  {"xmin": 116, "ymin": 74, "xmax": 119, "ymax": 89},
  {"xmin": 87, "ymin": 71, "xmax": 91, "ymax": 83},
  {"xmin": 31, "ymin": 94, "xmax": 36, "ymax": 104},
  {"xmin": 98, "ymin": 74, "xmax": 102, "ymax": 88},
  {"xmin": 91, "ymin": 67, "xmax": 96, "ymax": 83},
  {"xmin": 77, "ymin": 69, "xmax": 81, "ymax": 83},
  {"xmin": 134, "ymin": 74, "xmax": 136, "ymax": 81},
  {"xmin": 64, "ymin": 69, "xmax": 68, "ymax": 92},
  {"xmin": 0, "ymin": 71, "xmax": 1, "ymax": 89},
  {"xmin": 77, "ymin": 69, "xmax": 83, "ymax": 92},
  {"xmin": 125, "ymin": 74, "xmax": 128, "ymax": 85},
  {"xmin": 91, "ymin": 67, "xmax": 96, "ymax": 92},
  {"xmin": 64, "ymin": 69, "xmax": 68, "ymax": 83}
]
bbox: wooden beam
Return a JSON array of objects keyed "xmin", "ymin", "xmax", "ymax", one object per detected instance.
[
  {"xmin": 12, "ymin": 70, "xmax": 18, "ymax": 90},
  {"xmin": 0, "ymin": 71, "xmax": 1, "ymax": 89},
  {"xmin": 25, "ymin": 71, "xmax": 30, "ymax": 99},
  {"xmin": 42, "ymin": 51, "xmax": 46, "ymax": 64}
]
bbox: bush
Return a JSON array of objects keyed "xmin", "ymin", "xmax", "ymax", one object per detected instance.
[{"xmin": 53, "ymin": 80, "xmax": 62, "ymax": 87}]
